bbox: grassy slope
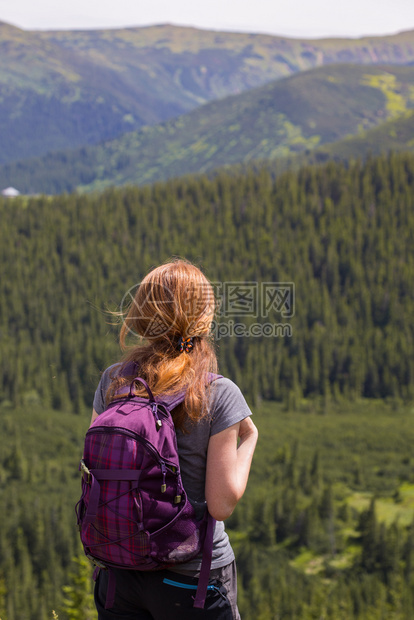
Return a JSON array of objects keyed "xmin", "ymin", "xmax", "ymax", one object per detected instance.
[
  {"xmin": 2, "ymin": 63, "xmax": 414, "ymax": 193},
  {"xmin": 0, "ymin": 22, "xmax": 172, "ymax": 164},
  {"xmin": 3, "ymin": 396, "xmax": 414, "ymax": 505},
  {"xmin": 1, "ymin": 22, "xmax": 414, "ymax": 164},
  {"xmin": 314, "ymin": 109, "xmax": 414, "ymax": 160},
  {"xmin": 2, "ymin": 397, "xmax": 413, "ymax": 588},
  {"xmin": 232, "ymin": 397, "xmax": 414, "ymax": 576}
]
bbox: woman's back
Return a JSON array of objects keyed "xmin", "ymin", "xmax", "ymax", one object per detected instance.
[{"xmin": 90, "ymin": 260, "xmax": 258, "ymax": 619}]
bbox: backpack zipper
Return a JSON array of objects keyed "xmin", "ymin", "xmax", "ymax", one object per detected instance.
[
  {"xmin": 86, "ymin": 426, "xmax": 180, "ymax": 494},
  {"xmin": 103, "ymin": 398, "xmax": 169, "ymax": 430}
]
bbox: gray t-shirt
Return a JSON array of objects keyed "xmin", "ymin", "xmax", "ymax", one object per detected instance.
[{"xmin": 92, "ymin": 364, "xmax": 253, "ymax": 572}]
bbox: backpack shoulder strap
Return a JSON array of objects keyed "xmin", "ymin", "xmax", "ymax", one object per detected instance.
[
  {"xmin": 158, "ymin": 373, "xmax": 223, "ymax": 411},
  {"xmin": 116, "ymin": 363, "xmax": 223, "ymax": 410},
  {"xmin": 193, "ymin": 513, "xmax": 216, "ymax": 608}
]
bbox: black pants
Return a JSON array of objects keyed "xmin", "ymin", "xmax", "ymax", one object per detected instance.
[{"xmin": 94, "ymin": 562, "xmax": 240, "ymax": 619}]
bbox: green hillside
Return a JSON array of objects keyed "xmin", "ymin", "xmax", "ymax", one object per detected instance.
[
  {"xmin": 1, "ymin": 153, "xmax": 414, "ymax": 409},
  {"xmin": 0, "ymin": 22, "xmax": 170, "ymax": 163},
  {"xmin": 313, "ymin": 109, "xmax": 414, "ymax": 160},
  {"xmin": 1, "ymin": 21, "xmax": 414, "ymax": 164},
  {"xmin": 1, "ymin": 153, "xmax": 414, "ymax": 619},
  {"xmin": 2, "ymin": 399, "xmax": 414, "ymax": 619},
  {"xmin": 2, "ymin": 63, "xmax": 414, "ymax": 194}
]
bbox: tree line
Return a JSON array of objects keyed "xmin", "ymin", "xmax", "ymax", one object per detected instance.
[{"xmin": 1, "ymin": 152, "xmax": 414, "ymax": 411}]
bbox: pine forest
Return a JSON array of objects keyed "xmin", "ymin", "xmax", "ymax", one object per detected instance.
[{"xmin": 1, "ymin": 152, "xmax": 414, "ymax": 619}]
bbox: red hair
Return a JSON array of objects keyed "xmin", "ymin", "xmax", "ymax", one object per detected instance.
[{"xmin": 107, "ymin": 260, "xmax": 218, "ymax": 430}]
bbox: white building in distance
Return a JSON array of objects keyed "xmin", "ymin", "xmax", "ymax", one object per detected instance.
[{"xmin": 1, "ymin": 187, "xmax": 20, "ymax": 197}]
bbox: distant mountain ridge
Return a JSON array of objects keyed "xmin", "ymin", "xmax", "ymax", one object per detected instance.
[
  {"xmin": 2, "ymin": 63, "xmax": 414, "ymax": 194},
  {"xmin": 1, "ymin": 22, "xmax": 414, "ymax": 165}
]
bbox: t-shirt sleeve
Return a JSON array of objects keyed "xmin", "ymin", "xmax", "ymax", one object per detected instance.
[
  {"xmin": 209, "ymin": 377, "xmax": 253, "ymax": 436},
  {"xmin": 92, "ymin": 364, "xmax": 121, "ymax": 414}
]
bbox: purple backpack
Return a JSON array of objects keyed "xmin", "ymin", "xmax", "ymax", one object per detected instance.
[{"xmin": 76, "ymin": 374, "xmax": 218, "ymax": 609}]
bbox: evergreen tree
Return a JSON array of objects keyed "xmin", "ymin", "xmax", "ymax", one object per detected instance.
[{"xmin": 60, "ymin": 556, "xmax": 95, "ymax": 620}]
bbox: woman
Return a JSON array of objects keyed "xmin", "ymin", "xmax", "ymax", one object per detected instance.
[{"xmin": 91, "ymin": 260, "xmax": 258, "ymax": 619}]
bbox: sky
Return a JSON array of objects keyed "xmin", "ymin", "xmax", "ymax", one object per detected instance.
[{"xmin": 0, "ymin": 0, "xmax": 414, "ymax": 39}]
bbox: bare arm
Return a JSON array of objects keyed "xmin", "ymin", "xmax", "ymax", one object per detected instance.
[
  {"xmin": 90, "ymin": 408, "xmax": 99, "ymax": 426},
  {"xmin": 205, "ymin": 416, "xmax": 258, "ymax": 521}
]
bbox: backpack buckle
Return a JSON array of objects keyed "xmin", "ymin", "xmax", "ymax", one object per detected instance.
[
  {"xmin": 86, "ymin": 554, "xmax": 108, "ymax": 569},
  {"xmin": 80, "ymin": 459, "xmax": 91, "ymax": 484}
]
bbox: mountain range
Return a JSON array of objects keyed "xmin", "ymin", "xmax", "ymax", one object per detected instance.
[
  {"xmin": 1, "ymin": 62, "xmax": 414, "ymax": 194},
  {"xmin": 1, "ymin": 22, "xmax": 414, "ymax": 192}
]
